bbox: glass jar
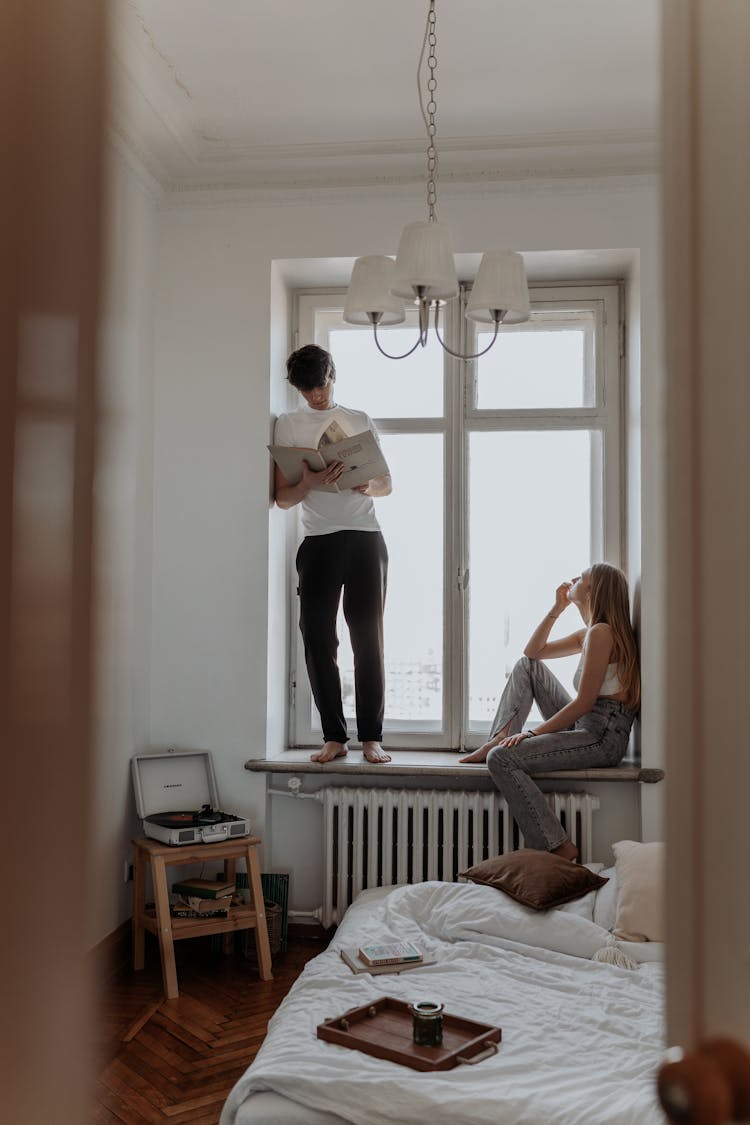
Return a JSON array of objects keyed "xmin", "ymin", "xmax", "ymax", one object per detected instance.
[{"xmin": 410, "ymin": 1001, "xmax": 444, "ymax": 1047}]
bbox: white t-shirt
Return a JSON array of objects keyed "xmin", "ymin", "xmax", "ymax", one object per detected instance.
[{"xmin": 273, "ymin": 402, "xmax": 384, "ymax": 537}]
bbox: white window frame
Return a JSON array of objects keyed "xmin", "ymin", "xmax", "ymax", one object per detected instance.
[{"xmin": 288, "ymin": 282, "xmax": 624, "ymax": 749}]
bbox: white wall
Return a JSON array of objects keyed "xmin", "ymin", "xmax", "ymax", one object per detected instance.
[
  {"xmin": 149, "ymin": 176, "xmax": 664, "ymax": 909},
  {"xmin": 90, "ymin": 146, "xmax": 157, "ymax": 943}
]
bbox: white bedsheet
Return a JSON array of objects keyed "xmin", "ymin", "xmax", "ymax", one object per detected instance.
[{"xmin": 221, "ymin": 882, "xmax": 666, "ymax": 1125}]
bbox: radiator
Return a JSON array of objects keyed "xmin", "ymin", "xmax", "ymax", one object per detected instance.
[{"xmin": 317, "ymin": 786, "xmax": 600, "ymax": 927}]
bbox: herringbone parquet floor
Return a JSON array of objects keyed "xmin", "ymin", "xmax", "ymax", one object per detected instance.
[{"xmin": 93, "ymin": 930, "xmax": 328, "ymax": 1124}]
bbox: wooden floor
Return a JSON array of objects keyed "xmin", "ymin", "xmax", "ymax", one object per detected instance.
[{"xmin": 93, "ymin": 929, "xmax": 328, "ymax": 1124}]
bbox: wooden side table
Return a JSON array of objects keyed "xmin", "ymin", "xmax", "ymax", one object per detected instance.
[{"xmin": 132, "ymin": 835, "xmax": 273, "ymax": 999}]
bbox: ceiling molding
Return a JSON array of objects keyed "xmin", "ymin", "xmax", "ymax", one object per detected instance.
[
  {"xmin": 155, "ymin": 172, "xmax": 658, "ymax": 212},
  {"xmin": 110, "ymin": 2, "xmax": 659, "ymax": 199},
  {"xmin": 192, "ymin": 128, "xmax": 658, "ymax": 166},
  {"xmin": 107, "ymin": 128, "xmax": 167, "ymax": 202},
  {"xmin": 109, "ymin": 6, "xmax": 200, "ymax": 171},
  {"xmin": 110, "ymin": 116, "xmax": 659, "ymax": 198}
]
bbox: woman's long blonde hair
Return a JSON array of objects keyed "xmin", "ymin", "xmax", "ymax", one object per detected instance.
[{"xmin": 588, "ymin": 563, "xmax": 640, "ymax": 711}]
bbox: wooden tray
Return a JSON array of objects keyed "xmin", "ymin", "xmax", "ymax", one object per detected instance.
[{"xmin": 317, "ymin": 996, "xmax": 501, "ymax": 1072}]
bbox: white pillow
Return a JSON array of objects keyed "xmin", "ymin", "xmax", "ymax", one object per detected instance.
[
  {"xmin": 612, "ymin": 840, "xmax": 665, "ymax": 942},
  {"xmin": 592, "ymin": 865, "xmax": 618, "ymax": 931},
  {"xmin": 557, "ymin": 862, "xmax": 603, "ymax": 922}
]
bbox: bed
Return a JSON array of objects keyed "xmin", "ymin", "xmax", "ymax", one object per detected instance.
[{"xmin": 221, "ymin": 869, "xmax": 666, "ymax": 1125}]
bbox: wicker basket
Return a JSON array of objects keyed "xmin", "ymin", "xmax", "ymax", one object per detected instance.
[{"xmin": 243, "ymin": 899, "xmax": 283, "ymax": 961}]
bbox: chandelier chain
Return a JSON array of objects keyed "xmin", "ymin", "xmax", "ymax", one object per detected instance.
[
  {"xmin": 417, "ymin": 0, "xmax": 439, "ymax": 221},
  {"xmin": 343, "ymin": 0, "xmax": 530, "ymax": 360}
]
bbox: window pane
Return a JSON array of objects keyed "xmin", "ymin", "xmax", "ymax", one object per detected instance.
[
  {"xmin": 467, "ymin": 430, "xmax": 599, "ymax": 729},
  {"xmin": 475, "ymin": 310, "xmax": 595, "ymax": 410},
  {"xmin": 328, "ymin": 322, "xmax": 444, "ymax": 419},
  {"xmin": 312, "ymin": 434, "xmax": 444, "ymax": 732}
]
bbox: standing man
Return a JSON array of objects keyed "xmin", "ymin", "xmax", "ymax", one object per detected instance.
[{"xmin": 273, "ymin": 344, "xmax": 392, "ymax": 764}]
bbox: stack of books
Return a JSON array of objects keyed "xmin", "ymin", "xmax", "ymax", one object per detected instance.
[
  {"xmin": 341, "ymin": 939, "xmax": 435, "ymax": 975},
  {"xmin": 171, "ymin": 876, "xmax": 237, "ymax": 918}
]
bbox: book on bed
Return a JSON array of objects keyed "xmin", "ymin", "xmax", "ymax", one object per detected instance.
[
  {"xmin": 356, "ymin": 940, "xmax": 423, "ymax": 966},
  {"xmin": 341, "ymin": 947, "xmax": 435, "ymax": 975}
]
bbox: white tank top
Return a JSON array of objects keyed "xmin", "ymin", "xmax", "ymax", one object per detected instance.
[
  {"xmin": 598, "ymin": 662, "xmax": 624, "ymax": 696},
  {"xmin": 573, "ymin": 632, "xmax": 624, "ymax": 697}
]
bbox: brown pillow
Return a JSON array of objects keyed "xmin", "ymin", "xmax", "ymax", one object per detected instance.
[{"xmin": 460, "ymin": 848, "xmax": 608, "ymax": 910}]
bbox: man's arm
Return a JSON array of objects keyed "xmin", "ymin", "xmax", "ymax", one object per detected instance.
[{"xmin": 274, "ymin": 461, "xmax": 344, "ymax": 508}]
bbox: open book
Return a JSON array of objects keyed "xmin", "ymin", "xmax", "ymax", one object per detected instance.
[{"xmin": 269, "ymin": 417, "xmax": 389, "ymax": 493}]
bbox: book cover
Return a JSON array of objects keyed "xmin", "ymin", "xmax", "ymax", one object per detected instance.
[
  {"xmin": 341, "ymin": 947, "xmax": 435, "ymax": 976},
  {"xmin": 171, "ymin": 877, "xmax": 236, "ymax": 900},
  {"xmin": 269, "ymin": 428, "xmax": 389, "ymax": 492},
  {"xmin": 357, "ymin": 940, "xmax": 423, "ymax": 966}
]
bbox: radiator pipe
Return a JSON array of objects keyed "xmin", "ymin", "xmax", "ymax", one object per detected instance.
[
  {"xmin": 268, "ymin": 776, "xmax": 321, "ymax": 800},
  {"xmin": 287, "ymin": 907, "xmax": 324, "ymax": 922}
]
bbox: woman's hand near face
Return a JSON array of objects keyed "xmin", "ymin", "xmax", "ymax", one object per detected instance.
[{"xmin": 553, "ymin": 581, "xmax": 573, "ymax": 616}]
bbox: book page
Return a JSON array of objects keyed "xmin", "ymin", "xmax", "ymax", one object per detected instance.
[
  {"xmin": 316, "ymin": 415, "xmax": 353, "ymax": 448},
  {"xmin": 319, "ymin": 430, "xmax": 389, "ymax": 490}
]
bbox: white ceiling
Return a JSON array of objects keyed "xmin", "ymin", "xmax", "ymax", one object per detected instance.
[{"xmin": 111, "ymin": 0, "xmax": 661, "ymax": 192}]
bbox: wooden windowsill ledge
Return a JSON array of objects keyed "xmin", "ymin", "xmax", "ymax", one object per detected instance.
[{"xmin": 244, "ymin": 749, "xmax": 664, "ymax": 785}]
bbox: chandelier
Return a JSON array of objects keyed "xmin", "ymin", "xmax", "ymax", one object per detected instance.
[{"xmin": 343, "ymin": 0, "xmax": 530, "ymax": 361}]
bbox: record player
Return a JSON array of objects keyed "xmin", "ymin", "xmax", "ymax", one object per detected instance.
[{"xmin": 131, "ymin": 748, "xmax": 252, "ymax": 846}]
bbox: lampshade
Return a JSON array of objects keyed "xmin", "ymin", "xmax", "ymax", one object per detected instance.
[
  {"xmin": 391, "ymin": 221, "xmax": 460, "ymax": 302},
  {"xmin": 343, "ymin": 256, "xmax": 406, "ymax": 325},
  {"xmin": 465, "ymin": 250, "xmax": 531, "ymax": 325}
]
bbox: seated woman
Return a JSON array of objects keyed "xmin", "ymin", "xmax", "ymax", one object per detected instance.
[{"xmin": 459, "ymin": 563, "xmax": 640, "ymax": 861}]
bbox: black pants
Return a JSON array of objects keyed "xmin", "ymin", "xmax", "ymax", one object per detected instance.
[{"xmin": 296, "ymin": 530, "xmax": 388, "ymax": 744}]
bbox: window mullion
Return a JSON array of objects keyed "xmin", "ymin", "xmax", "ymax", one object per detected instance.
[{"xmin": 444, "ymin": 294, "xmax": 465, "ymax": 749}]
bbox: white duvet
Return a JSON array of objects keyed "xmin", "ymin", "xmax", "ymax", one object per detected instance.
[{"xmin": 221, "ymin": 881, "xmax": 666, "ymax": 1125}]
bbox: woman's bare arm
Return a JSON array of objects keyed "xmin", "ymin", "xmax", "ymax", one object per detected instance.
[
  {"xmin": 529, "ymin": 623, "xmax": 613, "ymax": 736},
  {"xmin": 524, "ymin": 581, "xmax": 586, "ymax": 660}
]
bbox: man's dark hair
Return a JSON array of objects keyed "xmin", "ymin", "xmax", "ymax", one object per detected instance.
[{"xmin": 285, "ymin": 344, "xmax": 336, "ymax": 391}]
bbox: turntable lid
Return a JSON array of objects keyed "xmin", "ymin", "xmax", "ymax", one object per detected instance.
[{"xmin": 131, "ymin": 749, "xmax": 221, "ymax": 819}]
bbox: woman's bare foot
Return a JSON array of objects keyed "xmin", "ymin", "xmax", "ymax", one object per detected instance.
[
  {"xmin": 458, "ymin": 743, "xmax": 494, "ymax": 764},
  {"xmin": 459, "ymin": 722, "xmax": 511, "ymax": 764},
  {"xmin": 551, "ymin": 839, "xmax": 579, "ymax": 862},
  {"xmin": 459, "ymin": 733, "xmax": 507, "ymax": 763},
  {"xmin": 362, "ymin": 741, "xmax": 391, "ymax": 764},
  {"xmin": 310, "ymin": 741, "xmax": 348, "ymax": 764}
]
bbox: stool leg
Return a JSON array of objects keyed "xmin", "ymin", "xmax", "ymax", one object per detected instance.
[
  {"xmin": 246, "ymin": 845, "xmax": 273, "ymax": 981},
  {"xmin": 222, "ymin": 858, "xmax": 237, "ymax": 955},
  {"xmin": 151, "ymin": 855, "xmax": 179, "ymax": 999},
  {"xmin": 132, "ymin": 845, "xmax": 146, "ymax": 971}
]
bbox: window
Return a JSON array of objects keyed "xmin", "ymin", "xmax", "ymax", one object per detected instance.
[{"xmin": 289, "ymin": 283, "xmax": 623, "ymax": 748}]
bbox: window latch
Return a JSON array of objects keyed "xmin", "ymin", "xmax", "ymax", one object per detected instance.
[{"xmin": 457, "ymin": 567, "xmax": 470, "ymax": 592}]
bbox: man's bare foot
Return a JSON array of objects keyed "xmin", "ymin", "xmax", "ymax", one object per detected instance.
[
  {"xmin": 551, "ymin": 839, "xmax": 579, "ymax": 862},
  {"xmin": 362, "ymin": 741, "xmax": 391, "ymax": 764},
  {"xmin": 458, "ymin": 743, "xmax": 493, "ymax": 764},
  {"xmin": 310, "ymin": 741, "xmax": 348, "ymax": 764}
]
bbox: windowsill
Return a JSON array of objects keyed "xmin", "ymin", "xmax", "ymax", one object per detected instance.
[{"xmin": 245, "ymin": 748, "xmax": 664, "ymax": 784}]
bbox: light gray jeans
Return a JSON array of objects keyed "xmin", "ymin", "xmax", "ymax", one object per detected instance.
[{"xmin": 486, "ymin": 656, "xmax": 635, "ymax": 851}]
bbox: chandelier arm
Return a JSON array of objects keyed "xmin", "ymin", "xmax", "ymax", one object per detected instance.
[
  {"xmin": 372, "ymin": 323, "xmax": 424, "ymax": 361},
  {"xmin": 432, "ymin": 306, "xmax": 501, "ymax": 360}
]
